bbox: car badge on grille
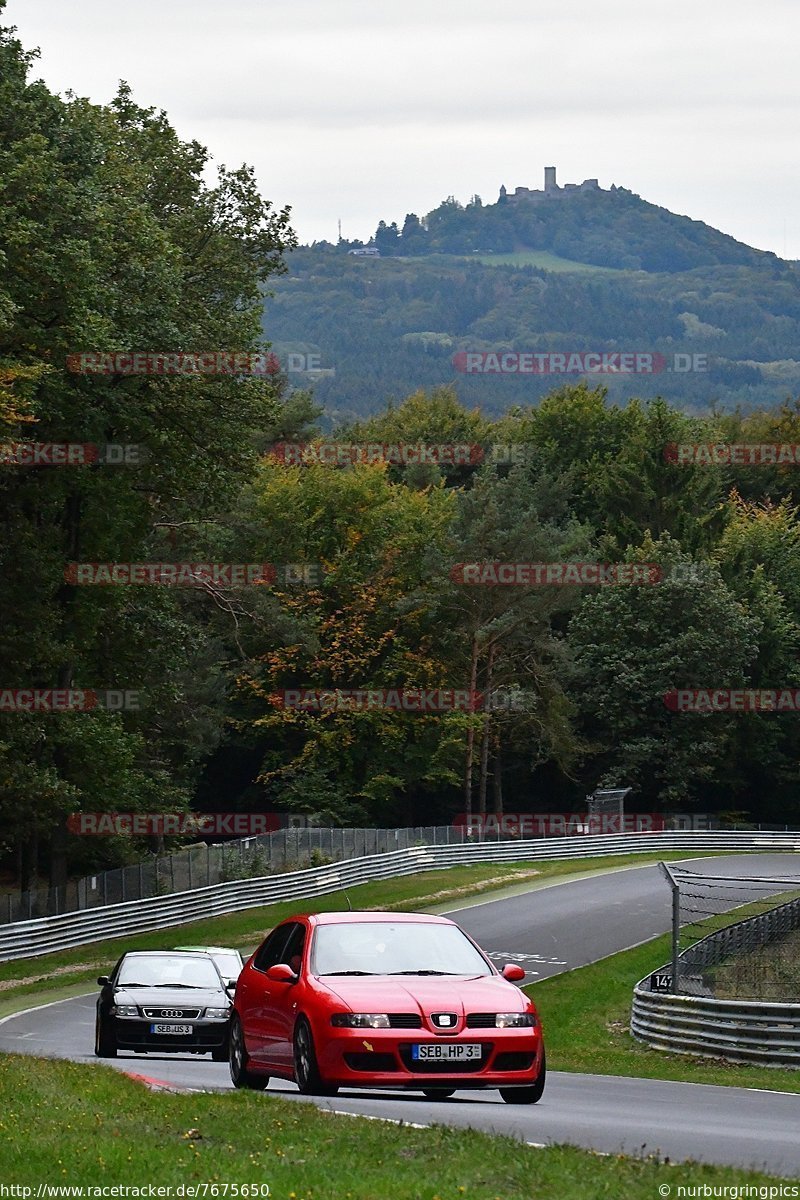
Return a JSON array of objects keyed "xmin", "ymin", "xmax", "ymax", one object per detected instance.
[
  {"xmin": 432, "ymin": 1013, "xmax": 456, "ymax": 1027},
  {"xmin": 161, "ymin": 1009, "xmax": 184, "ymax": 1018}
]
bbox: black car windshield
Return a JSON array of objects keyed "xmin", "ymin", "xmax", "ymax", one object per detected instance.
[
  {"xmin": 311, "ymin": 922, "xmax": 492, "ymax": 977},
  {"xmin": 117, "ymin": 956, "xmax": 222, "ymax": 989}
]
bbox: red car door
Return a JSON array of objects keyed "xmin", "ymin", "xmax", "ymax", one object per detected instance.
[
  {"xmin": 237, "ymin": 923, "xmax": 295, "ymax": 1063},
  {"xmin": 264, "ymin": 922, "xmax": 308, "ymax": 1070}
]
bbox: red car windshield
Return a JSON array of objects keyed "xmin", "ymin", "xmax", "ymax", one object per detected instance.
[{"xmin": 311, "ymin": 921, "xmax": 492, "ymax": 977}]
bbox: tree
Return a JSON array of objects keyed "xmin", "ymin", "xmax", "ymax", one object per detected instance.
[
  {"xmin": 568, "ymin": 533, "xmax": 759, "ymax": 805},
  {"xmin": 0, "ymin": 12, "xmax": 295, "ymax": 890}
]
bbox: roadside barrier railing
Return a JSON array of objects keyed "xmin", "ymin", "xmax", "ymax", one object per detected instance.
[{"xmin": 3, "ymin": 829, "xmax": 799, "ymax": 964}]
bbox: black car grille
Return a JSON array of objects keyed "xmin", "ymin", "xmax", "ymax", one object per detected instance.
[
  {"xmin": 398, "ymin": 1044, "xmax": 492, "ymax": 1073},
  {"xmin": 466, "ymin": 1013, "xmax": 497, "ymax": 1028},
  {"xmin": 493, "ymin": 1051, "xmax": 535, "ymax": 1071},
  {"xmin": 116, "ymin": 1022, "xmax": 224, "ymax": 1049},
  {"xmin": 141, "ymin": 1007, "xmax": 202, "ymax": 1019},
  {"xmin": 344, "ymin": 1052, "xmax": 398, "ymax": 1072},
  {"xmin": 387, "ymin": 1014, "xmax": 422, "ymax": 1029}
]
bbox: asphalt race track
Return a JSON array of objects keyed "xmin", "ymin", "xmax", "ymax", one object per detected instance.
[{"xmin": 2, "ymin": 853, "xmax": 800, "ymax": 1174}]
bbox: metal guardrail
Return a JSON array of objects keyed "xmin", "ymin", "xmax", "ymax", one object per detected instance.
[
  {"xmin": 631, "ymin": 988, "xmax": 800, "ymax": 1065},
  {"xmin": 3, "ymin": 829, "xmax": 799, "ymax": 965},
  {"xmin": 632, "ymin": 886, "xmax": 800, "ymax": 1065},
  {"xmin": 1, "ymin": 825, "xmax": 467, "ymax": 925}
]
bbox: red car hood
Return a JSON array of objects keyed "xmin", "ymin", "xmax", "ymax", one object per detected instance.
[{"xmin": 318, "ymin": 974, "xmax": 527, "ymax": 1014}]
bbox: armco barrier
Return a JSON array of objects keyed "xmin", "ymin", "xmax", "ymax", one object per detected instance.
[
  {"xmin": 631, "ymin": 986, "xmax": 800, "ymax": 1065},
  {"xmin": 631, "ymin": 880, "xmax": 800, "ymax": 1066},
  {"xmin": 2, "ymin": 830, "xmax": 799, "ymax": 964}
]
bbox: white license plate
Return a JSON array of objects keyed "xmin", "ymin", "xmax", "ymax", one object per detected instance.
[
  {"xmin": 411, "ymin": 1043, "xmax": 481, "ymax": 1062},
  {"xmin": 150, "ymin": 1023, "xmax": 193, "ymax": 1035}
]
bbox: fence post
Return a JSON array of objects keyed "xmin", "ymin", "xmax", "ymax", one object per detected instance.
[{"xmin": 659, "ymin": 861, "xmax": 681, "ymax": 995}]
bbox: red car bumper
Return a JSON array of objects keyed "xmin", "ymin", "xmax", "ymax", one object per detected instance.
[{"xmin": 314, "ymin": 1026, "xmax": 544, "ymax": 1089}]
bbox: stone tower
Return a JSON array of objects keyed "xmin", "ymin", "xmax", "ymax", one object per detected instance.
[{"xmin": 544, "ymin": 166, "xmax": 557, "ymax": 191}]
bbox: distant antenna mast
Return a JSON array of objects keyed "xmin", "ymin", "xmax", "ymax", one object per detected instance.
[{"xmin": 338, "ymin": 218, "xmax": 342, "ymax": 242}]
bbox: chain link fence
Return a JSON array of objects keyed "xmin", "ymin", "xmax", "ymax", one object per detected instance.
[
  {"xmin": 658, "ymin": 864, "xmax": 800, "ymax": 1000},
  {"xmin": 1, "ymin": 825, "xmax": 471, "ymax": 924}
]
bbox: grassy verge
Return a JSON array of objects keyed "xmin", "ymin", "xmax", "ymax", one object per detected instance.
[
  {"xmin": 0, "ymin": 852, "xmax": 722, "ymax": 1014},
  {"xmin": 530, "ymin": 930, "xmax": 800, "ymax": 1092},
  {"xmin": 0, "ymin": 1054, "xmax": 795, "ymax": 1197}
]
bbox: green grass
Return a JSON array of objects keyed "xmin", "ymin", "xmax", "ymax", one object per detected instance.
[
  {"xmin": 464, "ymin": 250, "xmax": 627, "ymax": 274},
  {"xmin": 0, "ymin": 1054, "xmax": 796, "ymax": 1196},
  {"xmin": 530, "ymin": 930, "xmax": 800, "ymax": 1092},
  {"xmin": 0, "ymin": 852, "xmax": 726, "ymax": 1015}
]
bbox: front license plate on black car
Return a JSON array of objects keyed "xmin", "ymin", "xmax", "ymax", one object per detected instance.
[
  {"xmin": 411, "ymin": 1043, "xmax": 481, "ymax": 1061},
  {"xmin": 150, "ymin": 1023, "xmax": 192, "ymax": 1035}
]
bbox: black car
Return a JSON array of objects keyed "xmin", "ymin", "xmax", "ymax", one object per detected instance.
[{"xmin": 95, "ymin": 950, "xmax": 233, "ymax": 1060}]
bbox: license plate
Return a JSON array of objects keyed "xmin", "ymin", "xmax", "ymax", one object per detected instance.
[
  {"xmin": 150, "ymin": 1023, "xmax": 192, "ymax": 1035},
  {"xmin": 411, "ymin": 1043, "xmax": 481, "ymax": 1062}
]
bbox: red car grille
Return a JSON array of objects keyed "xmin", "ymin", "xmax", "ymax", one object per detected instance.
[{"xmin": 387, "ymin": 1014, "xmax": 422, "ymax": 1028}]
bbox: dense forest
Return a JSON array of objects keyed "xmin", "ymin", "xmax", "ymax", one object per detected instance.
[
  {"xmin": 3, "ymin": 15, "xmax": 800, "ymax": 896},
  {"xmin": 263, "ymin": 245, "xmax": 800, "ymax": 421}
]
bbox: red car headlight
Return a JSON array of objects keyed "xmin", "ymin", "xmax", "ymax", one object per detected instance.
[
  {"xmin": 495, "ymin": 1013, "xmax": 537, "ymax": 1028},
  {"xmin": 330, "ymin": 1013, "xmax": 391, "ymax": 1029}
]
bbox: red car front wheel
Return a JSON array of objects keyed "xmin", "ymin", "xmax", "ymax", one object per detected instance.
[{"xmin": 293, "ymin": 1018, "xmax": 338, "ymax": 1096}]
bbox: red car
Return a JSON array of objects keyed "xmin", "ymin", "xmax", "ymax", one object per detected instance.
[{"xmin": 230, "ymin": 911, "xmax": 545, "ymax": 1104}]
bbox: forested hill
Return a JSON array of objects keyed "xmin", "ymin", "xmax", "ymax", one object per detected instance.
[
  {"xmin": 368, "ymin": 185, "xmax": 777, "ymax": 273},
  {"xmin": 261, "ymin": 239, "xmax": 800, "ymax": 425}
]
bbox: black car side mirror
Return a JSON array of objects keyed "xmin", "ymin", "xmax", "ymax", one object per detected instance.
[{"xmin": 97, "ymin": 976, "xmax": 112, "ymax": 986}]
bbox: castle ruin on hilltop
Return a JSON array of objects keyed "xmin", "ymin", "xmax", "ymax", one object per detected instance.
[{"xmin": 499, "ymin": 167, "xmax": 601, "ymax": 203}]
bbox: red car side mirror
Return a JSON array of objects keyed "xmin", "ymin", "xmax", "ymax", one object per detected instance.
[
  {"xmin": 266, "ymin": 963, "xmax": 298, "ymax": 983},
  {"xmin": 501, "ymin": 964, "xmax": 526, "ymax": 982}
]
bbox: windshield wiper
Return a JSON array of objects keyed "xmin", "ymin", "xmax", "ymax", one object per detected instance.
[
  {"xmin": 388, "ymin": 970, "xmax": 459, "ymax": 975},
  {"xmin": 320, "ymin": 970, "xmax": 377, "ymax": 976},
  {"xmin": 151, "ymin": 983, "xmax": 209, "ymax": 989},
  {"xmin": 386, "ymin": 964, "xmax": 460, "ymax": 974}
]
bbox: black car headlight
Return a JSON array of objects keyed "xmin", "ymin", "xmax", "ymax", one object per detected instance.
[
  {"xmin": 204, "ymin": 1007, "xmax": 232, "ymax": 1020},
  {"xmin": 331, "ymin": 1013, "xmax": 391, "ymax": 1029},
  {"xmin": 111, "ymin": 1004, "xmax": 139, "ymax": 1018}
]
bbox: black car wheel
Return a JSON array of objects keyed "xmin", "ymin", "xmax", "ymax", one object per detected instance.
[
  {"xmin": 229, "ymin": 1015, "xmax": 269, "ymax": 1090},
  {"xmin": 421, "ymin": 1088, "xmax": 456, "ymax": 1100},
  {"xmin": 211, "ymin": 1037, "xmax": 229, "ymax": 1063},
  {"xmin": 499, "ymin": 1050, "xmax": 546, "ymax": 1105},
  {"xmin": 94, "ymin": 1014, "xmax": 118, "ymax": 1058},
  {"xmin": 293, "ymin": 1018, "xmax": 338, "ymax": 1096}
]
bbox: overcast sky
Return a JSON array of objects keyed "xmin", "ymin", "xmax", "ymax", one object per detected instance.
[{"xmin": 6, "ymin": 0, "xmax": 800, "ymax": 258}]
